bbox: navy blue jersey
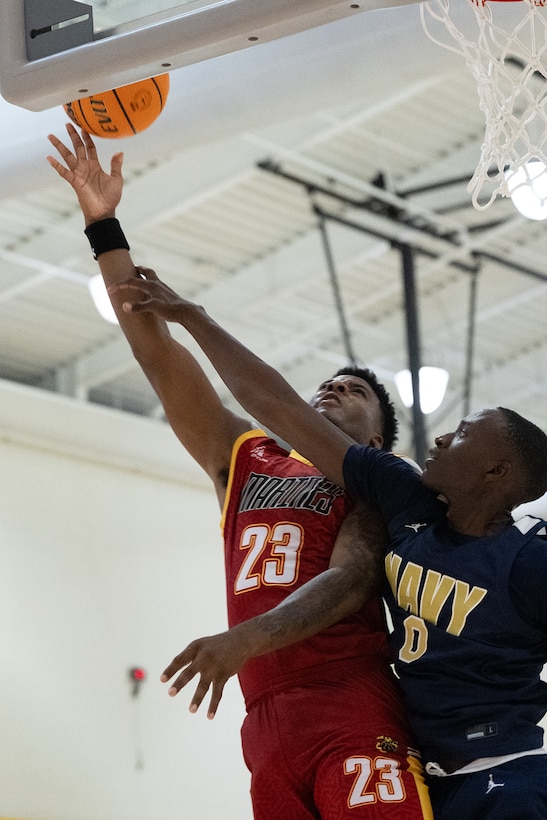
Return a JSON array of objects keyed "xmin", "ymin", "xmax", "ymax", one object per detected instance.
[{"xmin": 343, "ymin": 444, "xmax": 547, "ymax": 763}]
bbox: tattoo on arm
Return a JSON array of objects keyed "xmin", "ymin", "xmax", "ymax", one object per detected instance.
[{"xmin": 241, "ymin": 502, "xmax": 388, "ymax": 658}]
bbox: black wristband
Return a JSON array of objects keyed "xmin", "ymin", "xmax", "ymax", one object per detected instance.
[{"xmin": 84, "ymin": 218, "xmax": 130, "ymax": 259}]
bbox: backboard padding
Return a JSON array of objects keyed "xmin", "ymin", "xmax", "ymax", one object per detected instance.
[{"xmin": 0, "ymin": 0, "xmax": 420, "ymax": 111}]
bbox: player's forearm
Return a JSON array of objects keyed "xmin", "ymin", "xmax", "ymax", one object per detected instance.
[
  {"xmin": 83, "ymin": 218, "xmax": 171, "ymax": 350},
  {"xmin": 92, "ymin": 248, "xmax": 170, "ymax": 357},
  {"xmin": 232, "ymin": 566, "xmax": 370, "ymax": 660},
  {"xmin": 182, "ymin": 306, "xmax": 298, "ymax": 422},
  {"xmin": 179, "ymin": 304, "xmax": 351, "ymax": 486}
]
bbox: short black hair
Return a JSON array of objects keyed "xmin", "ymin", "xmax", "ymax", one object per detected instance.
[
  {"xmin": 498, "ymin": 407, "xmax": 547, "ymax": 503},
  {"xmin": 333, "ymin": 366, "xmax": 398, "ymax": 451}
]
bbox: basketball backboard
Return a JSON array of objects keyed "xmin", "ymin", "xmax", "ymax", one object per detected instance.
[{"xmin": 0, "ymin": 0, "xmax": 419, "ymax": 111}]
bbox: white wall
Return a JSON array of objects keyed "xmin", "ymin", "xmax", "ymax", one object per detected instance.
[
  {"xmin": 0, "ymin": 380, "xmax": 251, "ymax": 820},
  {"xmin": 1, "ymin": 379, "xmax": 546, "ymax": 820}
]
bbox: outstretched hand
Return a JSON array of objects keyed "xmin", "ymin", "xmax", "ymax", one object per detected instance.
[
  {"xmin": 46, "ymin": 123, "xmax": 124, "ymax": 224},
  {"xmin": 108, "ymin": 266, "xmax": 198, "ymax": 322},
  {"xmin": 161, "ymin": 628, "xmax": 252, "ymax": 719}
]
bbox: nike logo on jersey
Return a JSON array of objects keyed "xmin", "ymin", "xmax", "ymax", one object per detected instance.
[
  {"xmin": 249, "ymin": 445, "xmax": 269, "ymax": 464},
  {"xmin": 485, "ymin": 773, "xmax": 505, "ymax": 794},
  {"xmin": 404, "ymin": 523, "xmax": 427, "ymax": 533}
]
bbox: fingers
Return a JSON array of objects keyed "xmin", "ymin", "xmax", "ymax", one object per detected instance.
[
  {"xmin": 161, "ymin": 647, "xmax": 210, "ymax": 708},
  {"xmin": 47, "ymin": 131, "xmax": 74, "ymax": 159},
  {"xmin": 46, "ymin": 132, "xmax": 76, "ymax": 173},
  {"xmin": 45, "ymin": 154, "xmax": 72, "ymax": 180},
  {"xmin": 107, "ymin": 279, "xmax": 157, "ymax": 312},
  {"xmin": 135, "ymin": 266, "xmax": 159, "ymax": 281},
  {"xmin": 110, "ymin": 150, "xmax": 124, "ymax": 179},
  {"xmin": 80, "ymin": 127, "xmax": 99, "ymax": 159},
  {"xmin": 65, "ymin": 121, "xmax": 88, "ymax": 156},
  {"xmin": 107, "ymin": 267, "xmax": 158, "ymax": 291},
  {"xmin": 167, "ymin": 665, "xmax": 201, "ymax": 698},
  {"xmin": 161, "ymin": 645, "xmax": 195, "ymax": 686},
  {"xmin": 107, "ymin": 268, "xmax": 162, "ymax": 310},
  {"xmin": 188, "ymin": 677, "xmax": 214, "ymax": 714},
  {"xmin": 205, "ymin": 680, "xmax": 227, "ymax": 720},
  {"xmin": 160, "ymin": 638, "xmax": 229, "ymax": 718},
  {"xmin": 47, "ymin": 124, "xmax": 98, "ymax": 167},
  {"xmin": 108, "ymin": 280, "xmax": 149, "ymax": 296},
  {"xmin": 46, "ymin": 125, "xmax": 89, "ymax": 176},
  {"xmin": 164, "ymin": 668, "xmax": 226, "ymax": 720}
]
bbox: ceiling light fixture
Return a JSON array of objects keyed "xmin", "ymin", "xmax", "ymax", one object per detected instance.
[
  {"xmin": 394, "ymin": 367, "xmax": 449, "ymax": 415},
  {"xmin": 88, "ymin": 273, "xmax": 118, "ymax": 324},
  {"xmin": 505, "ymin": 159, "xmax": 547, "ymax": 221}
]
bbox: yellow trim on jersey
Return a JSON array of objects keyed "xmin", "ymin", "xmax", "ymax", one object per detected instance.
[
  {"xmin": 407, "ymin": 754, "xmax": 434, "ymax": 819},
  {"xmin": 220, "ymin": 428, "xmax": 267, "ymax": 534},
  {"xmin": 288, "ymin": 449, "xmax": 314, "ymax": 467},
  {"xmin": 290, "ymin": 448, "xmax": 421, "ymax": 473}
]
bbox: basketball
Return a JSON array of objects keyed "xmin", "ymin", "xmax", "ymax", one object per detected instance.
[{"xmin": 64, "ymin": 74, "xmax": 170, "ymax": 139}]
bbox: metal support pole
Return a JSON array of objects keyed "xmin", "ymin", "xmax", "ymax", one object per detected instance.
[
  {"xmin": 315, "ymin": 208, "xmax": 358, "ymax": 367},
  {"xmin": 463, "ymin": 263, "xmax": 480, "ymax": 417},
  {"xmin": 397, "ymin": 242, "xmax": 427, "ymax": 466}
]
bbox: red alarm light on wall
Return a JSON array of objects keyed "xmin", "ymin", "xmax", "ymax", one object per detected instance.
[{"xmin": 129, "ymin": 666, "xmax": 146, "ymax": 697}]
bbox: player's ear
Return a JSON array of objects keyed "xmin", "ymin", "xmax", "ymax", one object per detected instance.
[
  {"xmin": 486, "ymin": 461, "xmax": 511, "ymax": 480},
  {"xmin": 369, "ymin": 433, "xmax": 384, "ymax": 450}
]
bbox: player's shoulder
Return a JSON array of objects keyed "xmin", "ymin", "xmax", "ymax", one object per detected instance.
[
  {"xmin": 231, "ymin": 428, "xmax": 296, "ymax": 470},
  {"xmin": 512, "ymin": 514, "xmax": 547, "ymax": 538},
  {"xmin": 393, "ymin": 453, "xmax": 422, "ymax": 475}
]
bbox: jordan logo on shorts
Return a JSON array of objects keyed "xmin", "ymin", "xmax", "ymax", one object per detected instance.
[{"xmin": 485, "ymin": 773, "xmax": 505, "ymax": 794}]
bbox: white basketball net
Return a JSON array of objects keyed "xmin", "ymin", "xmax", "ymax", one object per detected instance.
[{"xmin": 421, "ymin": 0, "xmax": 547, "ymax": 211}]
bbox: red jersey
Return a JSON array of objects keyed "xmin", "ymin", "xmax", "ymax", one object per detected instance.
[{"xmin": 221, "ymin": 430, "xmax": 392, "ymax": 706}]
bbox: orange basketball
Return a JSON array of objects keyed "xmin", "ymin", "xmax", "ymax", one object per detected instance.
[{"xmin": 64, "ymin": 74, "xmax": 170, "ymax": 139}]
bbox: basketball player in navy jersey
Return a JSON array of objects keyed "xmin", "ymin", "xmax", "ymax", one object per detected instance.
[
  {"xmin": 109, "ymin": 274, "xmax": 547, "ymax": 818},
  {"xmin": 47, "ymin": 125, "xmax": 433, "ymax": 819}
]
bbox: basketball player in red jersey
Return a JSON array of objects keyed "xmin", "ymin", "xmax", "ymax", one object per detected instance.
[{"xmin": 47, "ymin": 124, "xmax": 433, "ymax": 820}]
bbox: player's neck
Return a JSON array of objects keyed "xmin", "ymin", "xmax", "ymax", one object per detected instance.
[{"xmin": 445, "ymin": 498, "xmax": 512, "ymax": 538}]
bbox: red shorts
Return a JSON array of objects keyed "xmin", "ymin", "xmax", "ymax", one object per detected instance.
[{"xmin": 241, "ymin": 661, "xmax": 432, "ymax": 820}]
